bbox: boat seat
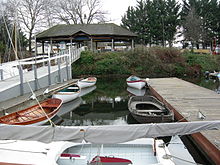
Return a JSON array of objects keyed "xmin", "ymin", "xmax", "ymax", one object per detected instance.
[
  {"xmin": 18, "ymin": 114, "xmax": 40, "ymax": 118},
  {"xmin": 42, "ymin": 104, "xmax": 58, "ymax": 108},
  {"xmin": 136, "ymin": 109, "xmax": 164, "ymax": 113}
]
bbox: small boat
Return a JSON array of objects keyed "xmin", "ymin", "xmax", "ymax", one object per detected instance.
[
  {"xmin": 0, "ymin": 98, "xmax": 62, "ymax": 125},
  {"xmin": 57, "ymin": 138, "xmax": 175, "ymax": 165},
  {"xmin": 128, "ymin": 96, "xmax": 173, "ymax": 123},
  {"xmin": 77, "ymin": 77, "xmax": 97, "ymax": 88},
  {"xmin": 126, "ymin": 76, "xmax": 147, "ymax": 89},
  {"xmin": 53, "ymin": 84, "xmax": 80, "ymax": 103}
]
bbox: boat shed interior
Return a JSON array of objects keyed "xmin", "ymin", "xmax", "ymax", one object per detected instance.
[{"xmin": 36, "ymin": 23, "xmax": 137, "ymax": 53}]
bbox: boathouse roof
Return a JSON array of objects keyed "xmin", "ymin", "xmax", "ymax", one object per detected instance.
[{"xmin": 36, "ymin": 23, "xmax": 137, "ymax": 42}]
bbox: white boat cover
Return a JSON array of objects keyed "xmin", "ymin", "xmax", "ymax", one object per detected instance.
[{"xmin": 0, "ymin": 120, "xmax": 220, "ymax": 144}]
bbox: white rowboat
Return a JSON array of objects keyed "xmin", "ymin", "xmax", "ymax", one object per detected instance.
[{"xmin": 77, "ymin": 77, "xmax": 97, "ymax": 88}]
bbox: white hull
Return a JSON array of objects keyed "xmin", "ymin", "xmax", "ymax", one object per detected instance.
[
  {"xmin": 53, "ymin": 92, "xmax": 80, "ymax": 103},
  {"xmin": 77, "ymin": 81, "xmax": 96, "ymax": 88},
  {"xmin": 127, "ymin": 81, "xmax": 146, "ymax": 89},
  {"xmin": 77, "ymin": 77, "xmax": 97, "ymax": 88},
  {"xmin": 58, "ymin": 138, "xmax": 175, "ymax": 165},
  {"xmin": 0, "ymin": 140, "xmax": 73, "ymax": 165}
]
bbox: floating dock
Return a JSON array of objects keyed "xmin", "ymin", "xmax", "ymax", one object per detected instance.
[{"xmin": 149, "ymin": 77, "xmax": 220, "ymax": 165}]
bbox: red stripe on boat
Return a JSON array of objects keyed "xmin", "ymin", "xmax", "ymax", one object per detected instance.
[
  {"xmin": 127, "ymin": 80, "xmax": 145, "ymax": 83},
  {"xmin": 61, "ymin": 153, "xmax": 80, "ymax": 157},
  {"xmin": 91, "ymin": 156, "xmax": 132, "ymax": 163}
]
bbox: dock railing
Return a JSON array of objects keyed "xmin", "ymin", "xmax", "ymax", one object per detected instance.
[{"xmin": 0, "ymin": 46, "xmax": 85, "ymax": 81}]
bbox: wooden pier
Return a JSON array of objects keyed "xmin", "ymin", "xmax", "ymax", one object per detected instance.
[{"xmin": 149, "ymin": 77, "xmax": 220, "ymax": 164}]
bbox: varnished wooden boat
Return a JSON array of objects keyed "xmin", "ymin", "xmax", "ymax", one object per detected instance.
[
  {"xmin": 128, "ymin": 96, "xmax": 174, "ymax": 123},
  {"xmin": 0, "ymin": 98, "xmax": 62, "ymax": 125}
]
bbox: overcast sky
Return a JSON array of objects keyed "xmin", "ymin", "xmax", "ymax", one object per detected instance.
[
  {"xmin": 0, "ymin": 0, "xmax": 138, "ymax": 25},
  {"xmin": 102, "ymin": 0, "xmax": 137, "ymax": 25}
]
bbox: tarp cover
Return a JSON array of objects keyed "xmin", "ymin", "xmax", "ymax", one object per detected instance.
[{"xmin": 0, "ymin": 120, "xmax": 220, "ymax": 144}]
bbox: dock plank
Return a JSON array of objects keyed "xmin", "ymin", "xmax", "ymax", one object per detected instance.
[{"xmin": 149, "ymin": 77, "xmax": 220, "ymax": 150}]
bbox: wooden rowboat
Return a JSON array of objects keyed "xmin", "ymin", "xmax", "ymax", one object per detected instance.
[
  {"xmin": 128, "ymin": 96, "xmax": 174, "ymax": 123},
  {"xmin": 0, "ymin": 98, "xmax": 62, "ymax": 125}
]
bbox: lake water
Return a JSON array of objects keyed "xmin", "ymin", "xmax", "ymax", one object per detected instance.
[{"xmin": 56, "ymin": 76, "xmax": 220, "ymax": 126}]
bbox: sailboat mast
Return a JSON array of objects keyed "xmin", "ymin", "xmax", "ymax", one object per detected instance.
[{"xmin": 14, "ymin": 8, "xmax": 19, "ymax": 60}]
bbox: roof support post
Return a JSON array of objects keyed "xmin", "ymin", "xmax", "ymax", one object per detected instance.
[
  {"xmin": 90, "ymin": 38, "xmax": 93, "ymax": 51},
  {"xmin": 111, "ymin": 38, "xmax": 114, "ymax": 51},
  {"xmin": 42, "ymin": 41, "xmax": 45, "ymax": 54},
  {"xmin": 95, "ymin": 41, "xmax": 98, "ymax": 51},
  {"xmin": 50, "ymin": 38, "xmax": 53, "ymax": 54},
  {"xmin": 132, "ymin": 39, "xmax": 134, "ymax": 50}
]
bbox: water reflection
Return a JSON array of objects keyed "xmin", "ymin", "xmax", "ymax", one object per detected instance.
[
  {"xmin": 54, "ymin": 76, "xmax": 220, "ymax": 126},
  {"xmin": 79, "ymin": 85, "xmax": 96, "ymax": 97},
  {"xmin": 55, "ymin": 77, "xmax": 140, "ymax": 126},
  {"xmin": 127, "ymin": 87, "xmax": 146, "ymax": 96}
]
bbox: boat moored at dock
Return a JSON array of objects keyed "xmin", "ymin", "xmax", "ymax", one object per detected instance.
[
  {"xmin": 53, "ymin": 84, "xmax": 80, "ymax": 103},
  {"xmin": 77, "ymin": 77, "xmax": 97, "ymax": 88},
  {"xmin": 126, "ymin": 76, "xmax": 147, "ymax": 89},
  {"xmin": 128, "ymin": 96, "xmax": 174, "ymax": 123},
  {"xmin": 0, "ymin": 98, "xmax": 62, "ymax": 125}
]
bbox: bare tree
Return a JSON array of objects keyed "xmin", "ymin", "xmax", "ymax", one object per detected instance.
[
  {"xmin": 6, "ymin": 0, "xmax": 48, "ymax": 53},
  {"xmin": 55, "ymin": 0, "xmax": 107, "ymax": 24}
]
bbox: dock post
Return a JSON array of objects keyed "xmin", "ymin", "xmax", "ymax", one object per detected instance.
[
  {"xmin": 58, "ymin": 56, "xmax": 61, "ymax": 83},
  {"xmin": 34, "ymin": 64, "xmax": 38, "ymax": 90},
  {"xmin": 18, "ymin": 65, "xmax": 24, "ymax": 95},
  {"xmin": 48, "ymin": 60, "xmax": 51, "ymax": 85},
  {"xmin": 47, "ymin": 43, "xmax": 52, "ymax": 85},
  {"xmin": 34, "ymin": 36, "xmax": 38, "ymax": 90},
  {"xmin": 0, "ymin": 69, "xmax": 3, "ymax": 80},
  {"xmin": 65, "ymin": 56, "xmax": 70, "ymax": 80}
]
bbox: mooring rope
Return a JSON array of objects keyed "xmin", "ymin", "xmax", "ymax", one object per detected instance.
[{"xmin": 2, "ymin": 10, "xmax": 55, "ymax": 127}]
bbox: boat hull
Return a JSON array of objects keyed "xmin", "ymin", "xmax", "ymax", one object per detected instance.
[
  {"xmin": 128, "ymin": 96, "xmax": 173, "ymax": 123},
  {"xmin": 77, "ymin": 77, "xmax": 97, "ymax": 88},
  {"xmin": 53, "ymin": 84, "xmax": 80, "ymax": 103},
  {"xmin": 53, "ymin": 92, "xmax": 80, "ymax": 103},
  {"xmin": 0, "ymin": 98, "xmax": 62, "ymax": 125},
  {"xmin": 130, "ymin": 112, "xmax": 173, "ymax": 123},
  {"xmin": 126, "ymin": 76, "xmax": 146, "ymax": 89},
  {"xmin": 127, "ymin": 81, "xmax": 146, "ymax": 89},
  {"xmin": 58, "ymin": 138, "xmax": 175, "ymax": 165}
]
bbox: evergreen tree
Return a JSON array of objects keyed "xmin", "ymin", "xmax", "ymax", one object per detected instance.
[{"xmin": 121, "ymin": 0, "xmax": 180, "ymax": 47}]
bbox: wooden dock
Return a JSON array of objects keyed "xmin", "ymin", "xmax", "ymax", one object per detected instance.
[{"xmin": 149, "ymin": 77, "xmax": 220, "ymax": 164}]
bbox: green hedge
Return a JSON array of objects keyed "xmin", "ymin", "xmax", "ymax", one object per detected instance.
[{"xmin": 72, "ymin": 48, "xmax": 220, "ymax": 77}]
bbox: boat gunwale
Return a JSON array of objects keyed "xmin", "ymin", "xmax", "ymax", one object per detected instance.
[{"xmin": 0, "ymin": 98, "xmax": 62, "ymax": 125}]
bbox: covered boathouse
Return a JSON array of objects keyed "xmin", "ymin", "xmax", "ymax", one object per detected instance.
[{"xmin": 36, "ymin": 23, "xmax": 137, "ymax": 52}]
